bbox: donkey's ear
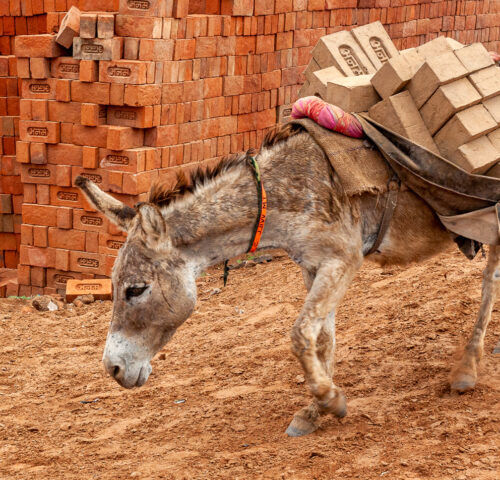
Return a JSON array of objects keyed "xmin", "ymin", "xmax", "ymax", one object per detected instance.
[
  {"xmin": 75, "ymin": 176, "xmax": 136, "ymax": 231},
  {"xmin": 136, "ymin": 203, "xmax": 169, "ymax": 249}
]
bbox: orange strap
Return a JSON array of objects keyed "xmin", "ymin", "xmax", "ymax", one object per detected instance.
[{"xmin": 248, "ymin": 181, "xmax": 267, "ymax": 253}]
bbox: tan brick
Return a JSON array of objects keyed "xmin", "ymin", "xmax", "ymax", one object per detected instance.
[
  {"xmin": 19, "ymin": 120, "xmax": 60, "ymax": 144},
  {"xmin": 351, "ymin": 21, "xmax": 399, "ymax": 69},
  {"xmin": 297, "ymin": 80, "xmax": 311, "ymax": 99},
  {"xmin": 325, "ymin": 75, "xmax": 380, "ymax": 113},
  {"xmin": 309, "ymin": 66, "xmax": 343, "ymax": 99},
  {"xmin": 487, "ymin": 128, "xmax": 500, "ymax": 152},
  {"xmin": 408, "ymin": 51, "xmax": 468, "ymax": 108},
  {"xmin": 97, "ymin": 14, "xmax": 115, "ymax": 39},
  {"xmin": 420, "ymin": 78, "xmax": 482, "ymax": 135},
  {"xmin": 449, "ymin": 136, "xmax": 500, "ymax": 173},
  {"xmin": 468, "ymin": 65, "xmax": 500, "ymax": 100},
  {"xmin": 303, "ymin": 59, "xmax": 321, "ymax": 83},
  {"xmin": 311, "ymin": 30, "xmax": 376, "ymax": 75},
  {"xmin": 370, "ymin": 55, "xmax": 415, "ymax": 99},
  {"xmin": 80, "ymin": 13, "xmax": 97, "ymax": 39},
  {"xmin": 115, "ymin": 15, "xmax": 162, "ymax": 38},
  {"xmin": 483, "ymin": 95, "xmax": 500, "ymax": 123},
  {"xmin": 278, "ymin": 104, "xmax": 293, "ymax": 123},
  {"xmin": 55, "ymin": 6, "xmax": 81, "ymax": 49},
  {"xmin": 73, "ymin": 38, "xmax": 122, "ymax": 61},
  {"xmin": 99, "ymin": 60, "xmax": 149, "ymax": 84},
  {"xmin": 368, "ymin": 91, "xmax": 439, "ymax": 154},
  {"xmin": 66, "ymin": 278, "xmax": 112, "ymax": 302},
  {"xmin": 107, "ymin": 106, "xmax": 153, "ymax": 128},
  {"xmin": 416, "ymin": 36, "xmax": 463, "ymax": 60},
  {"xmin": 434, "ymin": 105, "xmax": 498, "ymax": 158},
  {"xmin": 455, "ymin": 42, "xmax": 494, "ymax": 73}
]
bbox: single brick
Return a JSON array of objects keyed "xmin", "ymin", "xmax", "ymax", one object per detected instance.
[
  {"xmin": 454, "ymin": 42, "xmax": 495, "ymax": 73},
  {"xmin": 483, "ymin": 95, "xmax": 500, "ymax": 123},
  {"xmin": 15, "ymin": 34, "xmax": 65, "ymax": 58},
  {"xmin": 107, "ymin": 126, "xmax": 145, "ymax": 150},
  {"xmin": 19, "ymin": 120, "xmax": 60, "ymax": 144},
  {"xmin": 99, "ymin": 60, "xmax": 149, "ymax": 84},
  {"xmin": 73, "ymin": 38, "xmax": 122, "ymax": 61},
  {"xmin": 22, "ymin": 79, "xmax": 57, "ymax": 100},
  {"xmin": 31, "ymin": 99, "xmax": 48, "ymax": 121},
  {"xmin": 304, "ymin": 58, "xmax": 322, "ymax": 84},
  {"xmin": 468, "ymin": 65, "xmax": 500, "ymax": 100},
  {"xmin": 449, "ymin": 136, "xmax": 500, "ymax": 174},
  {"xmin": 119, "ymin": 0, "xmax": 169, "ymax": 16},
  {"xmin": 51, "ymin": 57, "xmax": 80, "ymax": 79},
  {"xmin": 309, "ymin": 66, "xmax": 343, "ymax": 99},
  {"xmin": 487, "ymin": 128, "xmax": 500, "ymax": 153},
  {"xmin": 30, "ymin": 142, "xmax": 47, "ymax": 164},
  {"xmin": 371, "ymin": 54, "xmax": 421, "ymax": 99},
  {"xmin": 312, "ymin": 30, "xmax": 376, "ymax": 75},
  {"xmin": 123, "ymin": 38, "xmax": 139, "ymax": 60},
  {"xmin": 56, "ymin": 207, "xmax": 73, "ymax": 229},
  {"xmin": 30, "ymin": 58, "xmax": 50, "ymax": 79},
  {"xmin": 420, "ymin": 78, "xmax": 482, "ymax": 135},
  {"xmin": 325, "ymin": 75, "xmax": 380, "ymax": 113},
  {"xmin": 416, "ymin": 36, "xmax": 463, "ymax": 60},
  {"xmin": 368, "ymin": 91, "xmax": 439, "ymax": 154},
  {"xmin": 66, "ymin": 278, "xmax": 112, "ymax": 302},
  {"xmin": 80, "ymin": 60, "xmax": 99, "ymax": 82},
  {"xmin": 80, "ymin": 13, "xmax": 97, "ymax": 39},
  {"xmin": 351, "ymin": 21, "xmax": 399, "ymax": 69},
  {"xmin": 82, "ymin": 146, "xmax": 99, "ymax": 169},
  {"xmin": 71, "ymin": 81, "xmax": 110, "ymax": 104},
  {"xmin": 408, "ymin": 51, "xmax": 469, "ymax": 108},
  {"xmin": 124, "ymin": 84, "xmax": 161, "ymax": 106},
  {"xmin": 56, "ymin": 6, "xmax": 81, "ymax": 49},
  {"xmin": 81, "ymin": 103, "xmax": 107, "ymax": 126},
  {"xmin": 434, "ymin": 104, "xmax": 498, "ymax": 158},
  {"xmin": 17, "ymin": 58, "xmax": 30, "ymax": 78},
  {"xmin": 115, "ymin": 15, "xmax": 162, "ymax": 39},
  {"xmin": 16, "ymin": 141, "xmax": 30, "ymax": 163},
  {"xmin": 107, "ymin": 106, "xmax": 154, "ymax": 128},
  {"xmin": 97, "ymin": 14, "xmax": 115, "ymax": 39},
  {"xmin": 139, "ymin": 39, "xmax": 174, "ymax": 61}
]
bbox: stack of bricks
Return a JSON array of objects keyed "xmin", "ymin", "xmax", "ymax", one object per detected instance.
[{"xmin": 3, "ymin": 0, "xmax": 500, "ymax": 296}]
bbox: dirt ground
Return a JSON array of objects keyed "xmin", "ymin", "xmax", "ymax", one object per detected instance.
[{"xmin": 0, "ymin": 247, "xmax": 499, "ymax": 479}]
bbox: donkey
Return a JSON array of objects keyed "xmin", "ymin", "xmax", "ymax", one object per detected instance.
[{"xmin": 76, "ymin": 124, "xmax": 499, "ymax": 437}]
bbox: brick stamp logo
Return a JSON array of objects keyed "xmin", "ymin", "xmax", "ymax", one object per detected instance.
[
  {"xmin": 28, "ymin": 167, "xmax": 50, "ymax": 177},
  {"xmin": 27, "ymin": 127, "xmax": 48, "ymax": 137},
  {"xmin": 107, "ymin": 240, "xmax": 124, "ymax": 250},
  {"xmin": 128, "ymin": 0, "xmax": 150, "ymax": 10},
  {"xmin": 369, "ymin": 37, "xmax": 390, "ymax": 64},
  {"xmin": 82, "ymin": 44, "xmax": 104, "ymax": 54},
  {"xmin": 29, "ymin": 83, "xmax": 51, "ymax": 93},
  {"xmin": 54, "ymin": 274, "xmax": 75, "ymax": 285},
  {"xmin": 114, "ymin": 110, "xmax": 136, "ymax": 120},
  {"xmin": 57, "ymin": 191, "xmax": 78, "ymax": 201},
  {"xmin": 108, "ymin": 66, "xmax": 131, "ymax": 77},
  {"xmin": 80, "ymin": 172, "xmax": 102, "ymax": 183},
  {"xmin": 105, "ymin": 154, "xmax": 129, "ymax": 165},
  {"xmin": 59, "ymin": 63, "xmax": 80, "ymax": 73},
  {"xmin": 76, "ymin": 283, "xmax": 101, "ymax": 291},
  {"xmin": 78, "ymin": 258, "xmax": 99, "ymax": 268},
  {"xmin": 81, "ymin": 215, "xmax": 103, "ymax": 226},
  {"xmin": 339, "ymin": 46, "xmax": 368, "ymax": 75}
]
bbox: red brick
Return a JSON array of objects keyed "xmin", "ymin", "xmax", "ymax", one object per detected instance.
[
  {"xmin": 107, "ymin": 126, "xmax": 144, "ymax": 150},
  {"xmin": 30, "ymin": 58, "xmax": 50, "ymax": 79},
  {"xmin": 71, "ymin": 81, "xmax": 110, "ymax": 104},
  {"xmin": 22, "ymin": 79, "xmax": 57, "ymax": 99},
  {"xmin": 99, "ymin": 60, "xmax": 149, "ymax": 84},
  {"xmin": 256, "ymin": 35, "xmax": 275, "ymax": 54},
  {"xmin": 15, "ymin": 34, "xmax": 64, "ymax": 58},
  {"xmin": 81, "ymin": 103, "xmax": 107, "ymax": 126},
  {"xmin": 55, "ymin": 79, "xmax": 71, "ymax": 102},
  {"xmin": 33, "ymin": 226, "xmax": 48, "ymax": 247},
  {"xmin": 20, "ymin": 245, "xmax": 56, "ymax": 268},
  {"xmin": 139, "ymin": 39, "xmax": 174, "ymax": 61},
  {"xmin": 237, "ymin": 108, "xmax": 276, "ymax": 132},
  {"xmin": 72, "ymin": 124, "xmax": 109, "ymax": 148},
  {"xmin": 19, "ymin": 120, "xmax": 60, "ymax": 144},
  {"xmin": 30, "ymin": 142, "xmax": 47, "ymax": 164},
  {"xmin": 66, "ymin": 278, "xmax": 112, "ymax": 302},
  {"xmin": 73, "ymin": 209, "xmax": 108, "ymax": 233},
  {"xmin": 115, "ymin": 15, "xmax": 162, "ymax": 39},
  {"xmin": 80, "ymin": 60, "xmax": 99, "ymax": 82},
  {"xmin": 124, "ymin": 84, "xmax": 161, "ymax": 106}
]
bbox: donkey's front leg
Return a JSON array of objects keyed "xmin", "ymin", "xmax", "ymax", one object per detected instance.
[
  {"xmin": 286, "ymin": 256, "xmax": 361, "ymax": 436},
  {"xmin": 451, "ymin": 245, "xmax": 500, "ymax": 392}
]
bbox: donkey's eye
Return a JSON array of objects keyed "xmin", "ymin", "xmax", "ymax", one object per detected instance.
[{"xmin": 125, "ymin": 286, "xmax": 148, "ymax": 300}]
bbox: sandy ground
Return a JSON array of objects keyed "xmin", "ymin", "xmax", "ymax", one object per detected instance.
[{"xmin": 0, "ymin": 247, "xmax": 499, "ymax": 479}]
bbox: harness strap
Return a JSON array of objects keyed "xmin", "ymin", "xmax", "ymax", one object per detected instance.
[
  {"xmin": 224, "ymin": 156, "xmax": 267, "ymax": 286},
  {"xmin": 366, "ymin": 177, "xmax": 400, "ymax": 256}
]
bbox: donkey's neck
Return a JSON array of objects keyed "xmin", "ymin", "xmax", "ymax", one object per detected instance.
[{"xmin": 161, "ymin": 163, "xmax": 280, "ymax": 271}]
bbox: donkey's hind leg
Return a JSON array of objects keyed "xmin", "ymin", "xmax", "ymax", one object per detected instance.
[{"xmin": 451, "ymin": 245, "xmax": 500, "ymax": 392}]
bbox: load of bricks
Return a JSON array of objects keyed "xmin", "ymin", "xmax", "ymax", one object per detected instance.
[{"xmin": 297, "ymin": 21, "xmax": 500, "ymax": 177}]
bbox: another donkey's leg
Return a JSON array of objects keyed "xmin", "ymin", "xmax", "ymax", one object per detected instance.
[
  {"xmin": 451, "ymin": 245, "xmax": 500, "ymax": 392},
  {"xmin": 287, "ymin": 257, "xmax": 361, "ymax": 436}
]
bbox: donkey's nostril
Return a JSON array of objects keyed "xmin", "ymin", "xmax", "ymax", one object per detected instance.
[{"xmin": 112, "ymin": 365, "xmax": 121, "ymax": 378}]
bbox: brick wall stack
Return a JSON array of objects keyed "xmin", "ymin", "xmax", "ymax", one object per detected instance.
[{"xmin": 2, "ymin": 0, "xmax": 500, "ymax": 297}]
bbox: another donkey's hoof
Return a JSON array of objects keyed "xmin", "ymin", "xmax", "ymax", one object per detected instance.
[
  {"xmin": 450, "ymin": 374, "xmax": 476, "ymax": 393},
  {"xmin": 318, "ymin": 390, "xmax": 347, "ymax": 418},
  {"xmin": 285, "ymin": 415, "xmax": 319, "ymax": 437}
]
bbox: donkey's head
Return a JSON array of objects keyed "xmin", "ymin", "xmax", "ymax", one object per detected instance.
[{"xmin": 76, "ymin": 176, "xmax": 197, "ymax": 389}]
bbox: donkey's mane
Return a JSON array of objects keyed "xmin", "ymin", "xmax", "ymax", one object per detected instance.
[{"xmin": 149, "ymin": 123, "xmax": 304, "ymax": 208}]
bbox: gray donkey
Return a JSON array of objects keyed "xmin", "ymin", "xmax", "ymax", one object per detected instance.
[{"xmin": 76, "ymin": 124, "xmax": 499, "ymax": 437}]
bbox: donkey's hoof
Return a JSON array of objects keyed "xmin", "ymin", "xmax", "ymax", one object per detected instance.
[
  {"xmin": 319, "ymin": 391, "xmax": 347, "ymax": 418},
  {"xmin": 285, "ymin": 415, "xmax": 319, "ymax": 437},
  {"xmin": 450, "ymin": 375, "xmax": 476, "ymax": 393}
]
